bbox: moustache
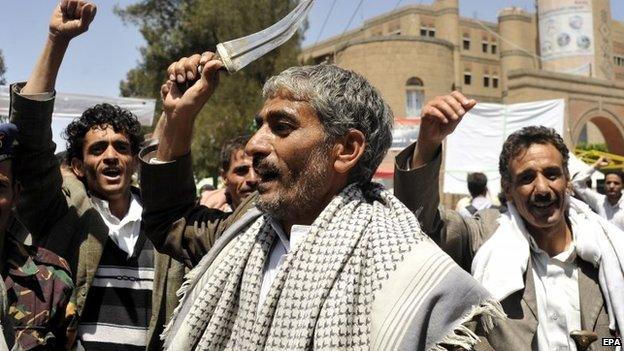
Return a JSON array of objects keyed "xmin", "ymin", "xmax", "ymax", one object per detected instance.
[{"xmin": 253, "ymin": 157, "xmax": 280, "ymax": 179}]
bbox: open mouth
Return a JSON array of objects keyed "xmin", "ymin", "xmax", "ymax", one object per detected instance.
[
  {"xmin": 253, "ymin": 160, "xmax": 280, "ymax": 184},
  {"xmin": 101, "ymin": 167, "xmax": 122, "ymax": 181},
  {"xmin": 530, "ymin": 200, "xmax": 557, "ymax": 213}
]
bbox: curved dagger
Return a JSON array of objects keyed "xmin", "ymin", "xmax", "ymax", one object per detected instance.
[{"xmin": 216, "ymin": 0, "xmax": 314, "ymax": 73}]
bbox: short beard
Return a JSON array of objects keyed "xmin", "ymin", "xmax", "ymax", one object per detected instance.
[{"xmin": 256, "ymin": 144, "xmax": 330, "ymax": 221}]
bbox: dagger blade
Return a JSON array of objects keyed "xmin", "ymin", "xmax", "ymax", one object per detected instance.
[{"xmin": 216, "ymin": 0, "xmax": 314, "ymax": 73}]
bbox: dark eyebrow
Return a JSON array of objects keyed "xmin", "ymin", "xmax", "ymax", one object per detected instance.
[
  {"xmin": 266, "ymin": 110, "xmax": 299, "ymax": 126},
  {"xmin": 516, "ymin": 168, "xmax": 535, "ymax": 178},
  {"xmin": 112, "ymin": 139, "xmax": 131, "ymax": 146},
  {"xmin": 543, "ymin": 166, "xmax": 563, "ymax": 174},
  {"xmin": 87, "ymin": 140, "xmax": 109, "ymax": 150}
]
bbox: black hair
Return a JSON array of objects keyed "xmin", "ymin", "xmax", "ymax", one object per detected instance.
[
  {"xmin": 499, "ymin": 126, "xmax": 569, "ymax": 189},
  {"xmin": 63, "ymin": 103, "xmax": 144, "ymax": 162},
  {"xmin": 604, "ymin": 170, "xmax": 624, "ymax": 183},
  {"xmin": 220, "ymin": 135, "xmax": 251, "ymax": 172},
  {"xmin": 467, "ymin": 172, "xmax": 488, "ymax": 197}
]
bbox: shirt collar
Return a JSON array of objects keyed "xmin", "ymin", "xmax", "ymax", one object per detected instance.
[
  {"xmin": 268, "ymin": 217, "xmax": 312, "ymax": 253},
  {"xmin": 526, "ymin": 227, "xmax": 577, "ymax": 264},
  {"xmin": 605, "ymin": 195, "xmax": 624, "ymax": 209},
  {"xmin": 91, "ymin": 192, "xmax": 142, "ymax": 224}
]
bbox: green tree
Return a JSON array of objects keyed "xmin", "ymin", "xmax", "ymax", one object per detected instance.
[
  {"xmin": 0, "ymin": 49, "xmax": 7, "ymax": 85},
  {"xmin": 116, "ymin": 0, "xmax": 302, "ymax": 178},
  {"xmin": 576, "ymin": 142, "xmax": 608, "ymax": 152}
]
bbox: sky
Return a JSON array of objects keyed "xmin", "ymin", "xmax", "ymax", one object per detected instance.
[{"xmin": 1, "ymin": 0, "xmax": 623, "ymax": 97}]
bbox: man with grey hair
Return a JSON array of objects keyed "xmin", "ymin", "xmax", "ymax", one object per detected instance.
[{"xmin": 139, "ymin": 52, "xmax": 503, "ymax": 350}]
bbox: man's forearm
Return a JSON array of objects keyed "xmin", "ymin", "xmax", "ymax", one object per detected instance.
[
  {"xmin": 395, "ymin": 143, "xmax": 443, "ymax": 236},
  {"xmin": 21, "ymin": 36, "xmax": 70, "ymax": 94},
  {"xmin": 411, "ymin": 139, "xmax": 442, "ymax": 170},
  {"xmin": 571, "ymin": 166, "xmax": 595, "ymax": 189},
  {"xmin": 155, "ymin": 115, "xmax": 194, "ymax": 161}
]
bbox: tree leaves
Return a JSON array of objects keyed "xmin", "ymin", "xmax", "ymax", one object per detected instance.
[
  {"xmin": 0, "ymin": 50, "xmax": 6, "ymax": 85},
  {"xmin": 117, "ymin": 0, "xmax": 302, "ymax": 177}
]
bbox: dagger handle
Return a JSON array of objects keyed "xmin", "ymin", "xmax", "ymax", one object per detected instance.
[
  {"xmin": 175, "ymin": 52, "xmax": 224, "ymax": 93},
  {"xmin": 570, "ymin": 330, "xmax": 598, "ymax": 351}
]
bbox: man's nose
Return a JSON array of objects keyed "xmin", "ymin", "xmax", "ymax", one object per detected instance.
[
  {"xmin": 246, "ymin": 167, "xmax": 259, "ymax": 187},
  {"xmin": 245, "ymin": 129, "xmax": 271, "ymax": 158},
  {"xmin": 534, "ymin": 174, "xmax": 552, "ymax": 197},
  {"xmin": 103, "ymin": 145, "xmax": 119, "ymax": 162}
]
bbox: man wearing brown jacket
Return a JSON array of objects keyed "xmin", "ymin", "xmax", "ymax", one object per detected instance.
[
  {"xmin": 10, "ymin": 1, "xmax": 184, "ymax": 349},
  {"xmin": 394, "ymin": 92, "xmax": 624, "ymax": 350}
]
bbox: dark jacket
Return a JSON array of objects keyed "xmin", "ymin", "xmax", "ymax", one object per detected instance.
[
  {"xmin": 393, "ymin": 143, "xmax": 614, "ymax": 351},
  {"xmin": 139, "ymin": 144, "xmax": 256, "ymax": 268}
]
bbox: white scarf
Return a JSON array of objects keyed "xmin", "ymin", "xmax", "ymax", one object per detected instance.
[
  {"xmin": 164, "ymin": 183, "xmax": 504, "ymax": 350},
  {"xmin": 472, "ymin": 196, "xmax": 624, "ymax": 337}
]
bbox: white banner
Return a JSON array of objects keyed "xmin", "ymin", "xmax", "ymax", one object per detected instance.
[
  {"xmin": 0, "ymin": 86, "xmax": 155, "ymax": 152},
  {"xmin": 539, "ymin": 0, "xmax": 594, "ymax": 61},
  {"xmin": 444, "ymin": 99, "xmax": 565, "ymax": 196}
]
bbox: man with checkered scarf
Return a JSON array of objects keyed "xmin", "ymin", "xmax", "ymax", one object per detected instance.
[{"xmin": 139, "ymin": 53, "xmax": 505, "ymax": 350}]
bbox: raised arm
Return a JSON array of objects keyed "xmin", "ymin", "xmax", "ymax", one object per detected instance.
[
  {"xmin": 395, "ymin": 91, "xmax": 475, "ymax": 231},
  {"xmin": 11, "ymin": 0, "xmax": 96, "ymax": 239},
  {"xmin": 140, "ymin": 54, "xmax": 250, "ymax": 267},
  {"xmin": 571, "ymin": 156, "xmax": 607, "ymax": 211},
  {"xmin": 22, "ymin": 0, "xmax": 96, "ymax": 94},
  {"xmin": 394, "ymin": 92, "xmax": 492, "ymax": 270},
  {"xmin": 157, "ymin": 53, "xmax": 223, "ymax": 161}
]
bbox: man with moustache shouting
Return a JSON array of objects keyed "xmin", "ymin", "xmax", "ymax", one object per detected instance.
[
  {"xmin": 394, "ymin": 92, "xmax": 624, "ymax": 350},
  {"xmin": 138, "ymin": 54, "xmax": 505, "ymax": 350}
]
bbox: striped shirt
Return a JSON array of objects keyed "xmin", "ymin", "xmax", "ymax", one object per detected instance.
[
  {"xmin": 78, "ymin": 194, "xmax": 154, "ymax": 351},
  {"xmin": 78, "ymin": 236, "xmax": 154, "ymax": 351}
]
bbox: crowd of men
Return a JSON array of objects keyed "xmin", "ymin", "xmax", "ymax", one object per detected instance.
[{"xmin": 0, "ymin": 1, "xmax": 622, "ymax": 350}]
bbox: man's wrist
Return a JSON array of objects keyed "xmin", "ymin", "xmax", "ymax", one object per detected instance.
[
  {"xmin": 46, "ymin": 34, "xmax": 71, "ymax": 50},
  {"xmin": 411, "ymin": 139, "xmax": 442, "ymax": 169}
]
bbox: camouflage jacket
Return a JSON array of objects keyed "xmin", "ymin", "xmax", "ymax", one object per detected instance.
[{"xmin": 3, "ymin": 225, "xmax": 74, "ymax": 351}]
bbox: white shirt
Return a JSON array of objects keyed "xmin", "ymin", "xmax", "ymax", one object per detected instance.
[
  {"xmin": 459, "ymin": 195, "xmax": 493, "ymax": 217},
  {"xmin": 572, "ymin": 167, "xmax": 624, "ymax": 230},
  {"xmin": 529, "ymin": 235, "xmax": 581, "ymax": 351},
  {"xmin": 90, "ymin": 192, "xmax": 143, "ymax": 257},
  {"xmin": 257, "ymin": 218, "xmax": 311, "ymax": 310}
]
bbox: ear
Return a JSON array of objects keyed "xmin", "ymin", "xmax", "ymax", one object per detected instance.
[
  {"xmin": 502, "ymin": 182, "xmax": 514, "ymax": 205},
  {"xmin": 220, "ymin": 169, "xmax": 228, "ymax": 185},
  {"xmin": 333, "ymin": 129, "xmax": 366, "ymax": 175},
  {"xmin": 71, "ymin": 157, "xmax": 86, "ymax": 178}
]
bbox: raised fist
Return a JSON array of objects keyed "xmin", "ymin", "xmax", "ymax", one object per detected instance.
[
  {"xmin": 594, "ymin": 156, "xmax": 610, "ymax": 169},
  {"xmin": 162, "ymin": 52, "xmax": 223, "ymax": 121},
  {"xmin": 49, "ymin": 0, "xmax": 97, "ymax": 41},
  {"xmin": 418, "ymin": 91, "xmax": 476, "ymax": 145}
]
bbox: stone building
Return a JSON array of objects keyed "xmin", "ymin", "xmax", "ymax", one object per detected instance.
[{"xmin": 301, "ymin": 0, "xmax": 624, "ymax": 188}]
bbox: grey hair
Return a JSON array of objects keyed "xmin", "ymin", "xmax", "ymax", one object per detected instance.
[{"xmin": 262, "ymin": 64, "xmax": 394, "ymax": 184}]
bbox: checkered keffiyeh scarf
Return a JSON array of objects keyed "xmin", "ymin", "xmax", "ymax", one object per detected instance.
[{"xmin": 164, "ymin": 183, "xmax": 504, "ymax": 350}]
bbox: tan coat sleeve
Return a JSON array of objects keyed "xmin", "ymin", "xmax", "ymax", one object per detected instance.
[{"xmin": 393, "ymin": 142, "xmax": 498, "ymax": 272}]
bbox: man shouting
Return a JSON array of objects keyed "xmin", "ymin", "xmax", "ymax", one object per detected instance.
[{"xmin": 139, "ymin": 54, "xmax": 505, "ymax": 350}]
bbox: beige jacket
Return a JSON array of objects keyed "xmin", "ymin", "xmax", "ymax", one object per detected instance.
[{"xmin": 394, "ymin": 143, "xmax": 614, "ymax": 351}]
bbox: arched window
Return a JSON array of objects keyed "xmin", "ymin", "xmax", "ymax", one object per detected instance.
[{"xmin": 405, "ymin": 77, "xmax": 424, "ymax": 118}]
